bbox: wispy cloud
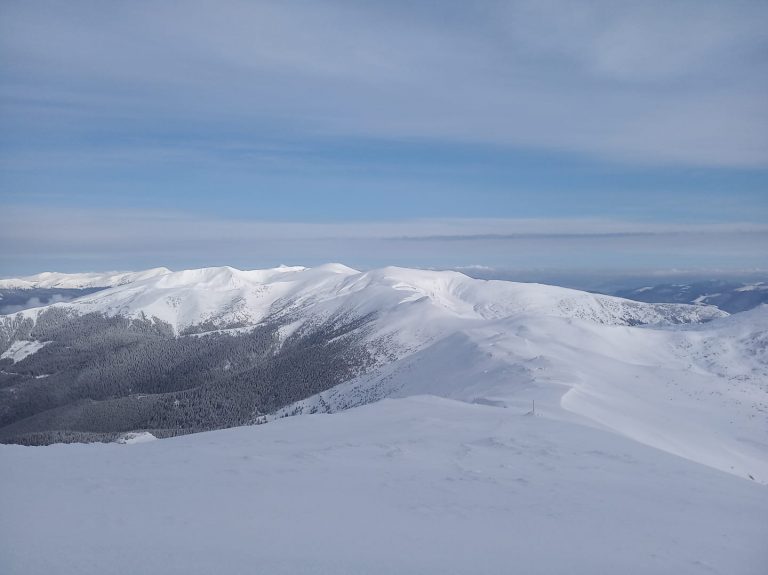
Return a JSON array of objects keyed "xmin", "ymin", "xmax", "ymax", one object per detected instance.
[
  {"xmin": 2, "ymin": 2, "xmax": 766, "ymax": 276},
  {"xmin": 1, "ymin": 0, "xmax": 766, "ymax": 167}
]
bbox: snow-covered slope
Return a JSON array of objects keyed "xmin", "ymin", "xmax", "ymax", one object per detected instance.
[
  {"xmin": 1, "ymin": 265, "xmax": 765, "ymax": 573},
  {"xmin": 1, "ymin": 396, "xmax": 766, "ymax": 575},
  {"xmin": 0, "ymin": 267, "xmax": 172, "ymax": 289},
  {"xmin": 275, "ymin": 305, "xmax": 768, "ymax": 483},
  {"xmin": 2, "ymin": 264, "xmax": 763, "ymax": 484},
  {"xmin": 0, "ymin": 340, "xmax": 48, "ymax": 363},
  {"xmin": 3, "ymin": 264, "xmax": 724, "ymax": 333}
]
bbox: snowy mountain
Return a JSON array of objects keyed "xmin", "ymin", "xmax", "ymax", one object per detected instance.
[
  {"xmin": 4, "ymin": 263, "xmax": 725, "ymax": 334},
  {"xmin": 1, "ymin": 264, "xmax": 767, "ymax": 574},
  {"xmin": 0, "ymin": 267, "xmax": 172, "ymax": 290},
  {"xmin": 0, "ymin": 267, "xmax": 174, "ymax": 314},
  {"xmin": 614, "ymin": 280, "xmax": 768, "ymax": 313},
  {"xmin": 2, "ymin": 395, "xmax": 766, "ymax": 575},
  {"xmin": 0, "ymin": 264, "xmax": 764, "ymax": 485}
]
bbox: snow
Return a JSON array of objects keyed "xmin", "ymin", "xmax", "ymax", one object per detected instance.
[
  {"xmin": 4, "ymin": 264, "xmax": 724, "ymax": 334},
  {"xmin": 736, "ymin": 282, "xmax": 767, "ymax": 292},
  {"xmin": 0, "ymin": 265, "xmax": 766, "ymax": 573},
  {"xmin": 693, "ymin": 293, "xmax": 719, "ymax": 304},
  {"xmin": 0, "ymin": 396, "xmax": 765, "ymax": 575},
  {"xmin": 58, "ymin": 265, "xmax": 320, "ymax": 332},
  {"xmin": 0, "ymin": 340, "xmax": 47, "ymax": 362},
  {"xmin": 115, "ymin": 431, "xmax": 157, "ymax": 444},
  {"xmin": 273, "ymin": 304, "xmax": 767, "ymax": 484},
  {"xmin": 0, "ymin": 267, "xmax": 171, "ymax": 290},
  {"xmin": 2, "ymin": 265, "xmax": 759, "ymax": 484}
]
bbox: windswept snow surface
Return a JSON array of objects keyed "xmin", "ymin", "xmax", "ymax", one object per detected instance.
[{"xmin": 1, "ymin": 397, "xmax": 766, "ymax": 575}]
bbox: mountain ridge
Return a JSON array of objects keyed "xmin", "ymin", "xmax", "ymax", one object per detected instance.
[
  {"xmin": 1, "ymin": 264, "xmax": 727, "ymax": 335},
  {"xmin": 0, "ymin": 267, "xmax": 172, "ymax": 290},
  {"xmin": 0, "ymin": 264, "xmax": 764, "ymax": 486}
]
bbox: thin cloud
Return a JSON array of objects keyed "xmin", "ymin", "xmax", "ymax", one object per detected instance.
[
  {"xmin": 3, "ymin": 206, "xmax": 768, "ymax": 243},
  {"xmin": 1, "ymin": 207, "xmax": 766, "ymax": 275},
  {"xmin": 1, "ymin": 0, "xmax": 766, "ymax": 167}
]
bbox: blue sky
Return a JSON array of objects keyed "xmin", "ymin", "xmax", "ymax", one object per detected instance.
[{"xmin": 1, "ymin": 0, "xmax": 767, "ymax": 276}]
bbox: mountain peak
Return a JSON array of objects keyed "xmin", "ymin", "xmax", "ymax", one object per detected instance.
[{"xmin": 2, "ymin": 264, "xmax": 727, "ymax": 335}]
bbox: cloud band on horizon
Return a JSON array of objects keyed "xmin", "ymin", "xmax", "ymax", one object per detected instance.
[{"xmin": 2, "ymin": 207, "xmax": 766, "ymax": 276}]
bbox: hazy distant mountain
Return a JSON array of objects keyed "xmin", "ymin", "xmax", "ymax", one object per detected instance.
[
  {"xmin": 0, "ymin": 268, "xmax": 172, "ymax": 314},
  {"xmin": 614, "ymin": 280, "xmax": 768, "ymax": 313},
  {"xmin": 0, "ymin": 268, "xmax": 171, "ymax": 290}
]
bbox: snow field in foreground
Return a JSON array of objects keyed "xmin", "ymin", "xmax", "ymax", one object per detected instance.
[{"xmin": 1, "ymin": 396, "xmax": 765, "ymax": 575}]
